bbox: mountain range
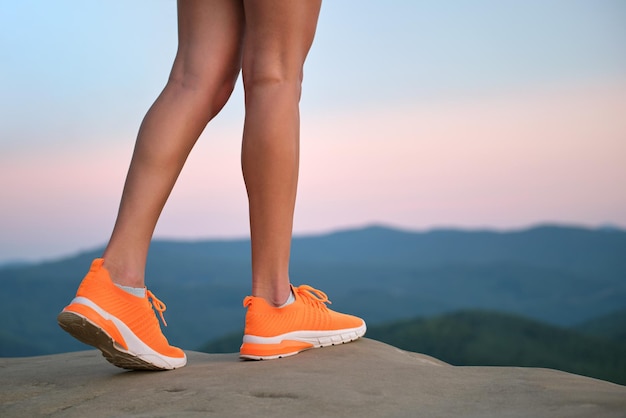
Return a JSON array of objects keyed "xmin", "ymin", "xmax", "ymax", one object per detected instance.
[{"xmin": 1, "ymin": 224, "xmax": 625, "ymax": 358}]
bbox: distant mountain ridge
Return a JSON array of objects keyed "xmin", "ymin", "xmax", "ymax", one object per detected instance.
[
  {"xmin": 292, "ymin": 224, "xmax": 625, "ymax": 274},
  {"xmin": 1, "ymin": 224, "xmax": 625, "ymax": 356}
]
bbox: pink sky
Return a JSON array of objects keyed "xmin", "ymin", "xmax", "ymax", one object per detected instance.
[
  {"xmin": 3, "ymin": 1, "xmax": 625, "ymax": 263},
  {"xmin": 2, "ymin": 80, "xmax": 625, "ymax": 262},
  {"xmin": 296, "ymin": 80, "xmax": 626, "ymax": 230}
]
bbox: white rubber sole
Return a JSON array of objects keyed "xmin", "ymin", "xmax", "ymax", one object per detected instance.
[
  {"xmin": 58, "ymin": 296, "xmax": 186, "ymax": 371},
  {"xmin": 240, "ymin": 321, "xmax": 367, "ymax": 360}
]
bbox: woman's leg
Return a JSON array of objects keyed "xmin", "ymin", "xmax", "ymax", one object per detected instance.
[
  {"xmin": 239, "ymin": 0, "xmax": 367, "ymax": 360},
  {"xmin": 236, "ymin": 0, "xmax": 321, "ymax": 305},
  {"xmin": 241, "ymin": 0, "xmax": 322, "ymax": 306},
  {"xmin": 59, "ymin": 0, "xmax": 246, "ymax": 371},
  {"xmin": 103, "ymin": 0, "xmax": 245, "ymax": 287}
]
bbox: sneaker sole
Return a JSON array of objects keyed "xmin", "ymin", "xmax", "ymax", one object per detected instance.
[
  {"xmin": 57, "ymin": 311, "xmax": 169, "ymax": 370},
  {"xmin": 239, "ymin": 321, "xmax": 366, "ymax": 360},
  {"xmin": 57, "ymin": 297, "xmax": 186, "ymax": 371}
]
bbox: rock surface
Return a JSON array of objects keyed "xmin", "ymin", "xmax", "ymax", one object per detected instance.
[{"xmin": 1, "ymin": 338, "xmax": 625, "ymax": 417}]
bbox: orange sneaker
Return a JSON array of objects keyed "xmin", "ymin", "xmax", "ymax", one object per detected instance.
[
  {"xmin": 57, "ymin": 258, "xmax": 186, "ymax": 370},
  {"xmin": 240, "ymin": 285, "xmax": 366, "ymax": 360}
]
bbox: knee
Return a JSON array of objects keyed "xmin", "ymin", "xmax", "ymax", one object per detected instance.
[
  {"xmin": 242, "ymin": 64, "xmax": 303, "ymax": 101},
  {"xmin": 167, "ymin": 63, "xmax": 240, "ymax": 117}
]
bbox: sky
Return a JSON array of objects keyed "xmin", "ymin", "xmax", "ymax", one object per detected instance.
[{"xmin": 1, "ymin": 0, "xmax": 625, "ymax": 264}]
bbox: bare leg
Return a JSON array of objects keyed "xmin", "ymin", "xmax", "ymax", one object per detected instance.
[
  {"xmin": 103, "ymin": 0, "xmax": 245, "ymax": 287},
  {"xmin": 241, "ymin": 0, "xmax": 322, "ymax": 305}
]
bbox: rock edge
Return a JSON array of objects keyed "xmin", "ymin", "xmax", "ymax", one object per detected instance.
[{"xmin": 1, "ymin": 339, "xmax": 625, "ymax": 417}]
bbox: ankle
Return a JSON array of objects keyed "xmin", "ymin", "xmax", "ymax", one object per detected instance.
[
  {"xmin": 115, "ymin": 283, "xmax": 147, "ymax": 298},
  {"xmin": 102, "ymin": 259, "xmax": 145, "ymax": 288},
  {"xmin": 277, "ymin": 289, "xmax": 295, "ymax": 308},
  {"xmin": 253, "ymin": 282, "xmax": 292, "ymax": 307}
]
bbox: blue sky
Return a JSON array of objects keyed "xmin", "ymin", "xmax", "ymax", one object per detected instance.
[{"xmin": 1, "ymin": 1, "xmax": 625, "ymax": 263}]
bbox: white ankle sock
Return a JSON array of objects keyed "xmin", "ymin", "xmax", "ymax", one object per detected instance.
[
  {"xmin": 115, "ymin": 283, "xmax": 146, "ymax": 298},
  {"xmin": 278, "ymin": 289, "xmax": 295, "ymax": 308}
]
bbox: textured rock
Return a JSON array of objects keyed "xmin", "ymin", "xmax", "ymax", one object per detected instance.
[{"xmin": 1, "ymin": 338, "xmax": 625, "ymax": 417}]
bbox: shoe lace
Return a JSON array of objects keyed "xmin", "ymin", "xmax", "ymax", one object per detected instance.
[
  {"xmin": 242, "ymin": 285, "xmax": 333, "ymax": 310},
  {"xmin": 294, "ymin": 285, "xmax": 332, "ymax": 310},
  {"xmin": 147, "ymin": 290, "xmax": 168, "ymax": 327}
]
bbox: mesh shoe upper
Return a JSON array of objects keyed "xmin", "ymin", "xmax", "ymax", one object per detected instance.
[
  {"xmin": 243, "ymin": 284, "xmax": 365, "ymax": 338},
  {"xmin": 62, "ymin": 258, "xmax": 184, "ymax": 359}
]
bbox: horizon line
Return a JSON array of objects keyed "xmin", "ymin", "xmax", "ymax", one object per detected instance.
[{"xmin": 2, "ymin": 221, "xmax": 623, "ymax": 268}]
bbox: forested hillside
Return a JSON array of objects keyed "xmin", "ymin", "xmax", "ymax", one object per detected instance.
[{"xmin": 1, "ymin": 224, "xmax": 625, "ymax": 357}]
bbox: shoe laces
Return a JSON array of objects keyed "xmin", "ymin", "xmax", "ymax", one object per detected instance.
[
  {"xmin": 294, "ymin": 285, "xmax": 332, "ymax": 310},
  {"xmin": 147, "ymin": 290, "xmax": 168, "ymax": 327},
  {"xmin": 242, "ymin": 285, "xmax": 333, "ymax": 310}
]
